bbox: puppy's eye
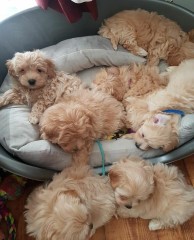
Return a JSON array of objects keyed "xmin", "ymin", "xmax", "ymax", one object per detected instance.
[
  {"xmin": 19, "ymin": 69, "xmax": 25, "ymax": 74},
  {"xmin": 120, "ymin": 195, "xmax": 128, "ymax": 201},
  {"xmin": 141, "ymin": 133, "xmax": 144, "ymax": 138},
  {"xmin": 37, "ymin": 68, "xmax": 44, "ymax": 73}
]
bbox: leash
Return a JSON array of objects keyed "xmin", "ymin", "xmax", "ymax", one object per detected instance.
[{"xmin": 96, "ymin": 140, "xmax": 106, "ymax": 176}]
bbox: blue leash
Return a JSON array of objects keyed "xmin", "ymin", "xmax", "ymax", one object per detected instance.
[{"xmin": 96, "ymin": 140, "xmax": 106, "ymax": 176}]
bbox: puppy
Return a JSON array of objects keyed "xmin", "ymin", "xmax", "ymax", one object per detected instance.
[
  {"xmin": 109, "ymin": 156, "xmax": 194, "ymax": 230},
  {"xmin": 92, "ymin": 63, "xmax": 167, "ymax": 101},
  {"xmin": 98, "ymin": 9, "xmax": 194, "ymax": 66},
  {"xmin": 39, "ymin": 87, "xmax": 126, "ymax": 164},
  {"xmin": 25, "ymin": 165, "xmax": 116, "ymax": 240},
  {"xmin": 124, "ymin": 59, "xmax": 194, "ymax": 151},
  {"xmin": 0, "ymin": 50, "xmax": 81, "ymax": 124}
]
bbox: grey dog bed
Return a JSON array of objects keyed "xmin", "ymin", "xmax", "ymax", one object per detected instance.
[
  {"xmin": 0, "ymin": 0, "xmax": 194, "ymax": 180},
  {"xmin": 1, "ymin": 35, "xmax": 194, "ymax": 172}
]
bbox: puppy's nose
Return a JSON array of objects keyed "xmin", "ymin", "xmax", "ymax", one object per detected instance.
[
  {"xmin": 28, "ymin": 79, "xmax": 36, "ymax": 86},
  {"xmin": 135, "ymin": 142, "xmax": 140, "ymax": 149},
  {"xmin": 89, "ymin": 223, "xmax": 93, "ymax": 230},
  {"xmin": 125, "ymin": 204, "xmax": 132, "ymax": 209}
]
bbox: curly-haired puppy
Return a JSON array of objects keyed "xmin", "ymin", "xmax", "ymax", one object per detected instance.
[
  {"xmin": 39, "ymin": 87, "xmax": 126, "ymax": 164},
  {"xmin": 25, "ymin": 165, "xmax": 116, "ymax": 240},
  {"xmin": 0, "ymin": 50, "xmax": 81, "ymax": 124},
  {"xmin": 109, "ymin": 156, "xmax": 194, "ymax": 230},
  {"xmin": 124, "ymin": 59, "xmax": 194, "ymax": 152},
  {"xmin": 98, "ymin": 9, "xmax": 194, "ymax": 66},
  {"xmin": 92, "ymin": 63, "xmax": 167, "ymax": 101}
]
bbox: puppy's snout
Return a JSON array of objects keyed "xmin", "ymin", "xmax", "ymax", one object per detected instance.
[
  {"xmin": 135, "ymin": 142, "xmax": 140, "ymax": 149},
  {"xmin": 28, "ymin": 79, "xmax": 36, "ymax": 86},
  {"xmin": 89, "ymin": 223, "xmax": 93, "ymax": 230},
  {"xmin": 125, "ymin": 204, "xmax": 132, "ymax": 209}
]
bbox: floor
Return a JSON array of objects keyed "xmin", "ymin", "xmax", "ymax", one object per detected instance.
[{"xmin": 1, "ymin": 156, "xmax": 194, "ymax": 240}]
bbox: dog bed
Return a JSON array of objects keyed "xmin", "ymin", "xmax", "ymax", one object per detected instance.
[
  {"xmin": 0, "ymin": 0, "xmax": 194, "ymax": 180},
  {"xmin": 1, "ymin": 35, "xmax": 194, "ymax": 172}
]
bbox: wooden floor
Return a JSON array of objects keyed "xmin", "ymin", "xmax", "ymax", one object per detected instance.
[{"xmin": 1, "ymin": 156, "xmax": 194, "ymax": 240}]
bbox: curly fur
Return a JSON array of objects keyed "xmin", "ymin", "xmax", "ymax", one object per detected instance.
[
  {"xmin": 109, "ymin": 156, "xmax": 194, "ymax": 230},
  {"xmin": 92, "ymin": 63, "xmax": 167, "ymax": 101},
  {"xmin": 188, "ymin": 29, "xmax": 194, "ymax": 42},
  {"xmin": 98, "ymin": 9, "xmax": 194, "ymax": 66},
  {"xmin": 39, "ymin": 87, "xmax": 126, "ymax": 164},
  {"xmin": 0, "ymin": 50, "xmax": 81, "ymax": 124},
  {"xmin": 25, "ymin": 166, "xmax": 116, "ymax": 240},
  {"xmin": 124, "ymin": 59, "xmax": 194, "ymax": 152}
]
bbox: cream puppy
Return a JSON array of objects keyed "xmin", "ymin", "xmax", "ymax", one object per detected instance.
[
  {"xmin": 124, "ymin": 59, "xmax": 194, "ymax": 152},
  {"xmin": 99, "ymin": 9, "xmax": 194, "ymax": 65},
  {"xmin": 109, "ymin": 156, "xmax": 194, "ymax": 230},
  {"xmin": 0, "ymin": 50, "xmax": 81, "ymax": 124},
  {"xmin": 40, "ymin": 87, "xmax": 126, "ymax": 165},
  {"xmin": 25, "ymin": 166, "xmax": 116, "ymax": 240},
  {"xmin": 92, "ymin": 63, "xmax": 167, "ymax": 101}
]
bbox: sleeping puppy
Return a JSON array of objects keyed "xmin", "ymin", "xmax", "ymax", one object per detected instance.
[
  {"xmin": 98, "ymin": 9, "xmax": 194, "ymax": 65},
  {"xmin": 92, "ymin": 63, "xmax": 167, "ymax": 101},
  {"xmin": 123, "ymin": 59, "xmax": 194, "ymax": 152},
  {"xmin": 109, "ymin": 156, "xmax": 194, "ymax": 230},
  {"xmin": 39, "ymin": 87, "xmax": 126, "ymax": 165},
  {"xmin": 25, "ymin": 165, "xmax": 116, "ymax": 240}
]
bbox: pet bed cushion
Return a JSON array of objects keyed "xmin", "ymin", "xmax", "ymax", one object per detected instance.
[{"xmin": 0, "ymin": 36, "xmax": 194, "ymax": 171}]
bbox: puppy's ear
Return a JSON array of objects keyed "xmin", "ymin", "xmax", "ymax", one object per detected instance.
[
  {"xmin": 45, "ymin": 58, "xmax": 56, "ymax": 79},
  {"xmin": 79, "ymin": 109, "xmax": 95, "ymax": 138},
  {"xmin": 162, "ymin": 115, "xmax": 179, "ymax": 152},
  {"xmin": 153, "ymin": 113, "xmax": 171, "ymax": 126},
  {"xmin": 6, "ymin": 59, "xmax": 17, "ymax": 78},
  {"xmin": 109, "ymin": 169, "xmax": 121, "ymax": 189},
  {"xmin": 40, "ymin": 123, "xmax": 58, "ymax": 142}
]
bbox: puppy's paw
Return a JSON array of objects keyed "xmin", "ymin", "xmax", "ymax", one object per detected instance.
[
  {"xmin": 149, "ymin": 219, "xmax": 163, "ymax": 231},
  {"xmin": 28, "ymin": 114, "xmax": 39, "ymax": 124},
  {"xmin": 136, "ymin": 47, "xmax": 148, "ymax": 57},
  {"xmin": 166, "ymin": 66, "xmax": 177, "ymax": 72}
]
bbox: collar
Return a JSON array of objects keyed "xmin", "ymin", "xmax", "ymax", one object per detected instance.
[{"xmin": 162, "ymin": 109, "xmax": 185, "ymax": 117}]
